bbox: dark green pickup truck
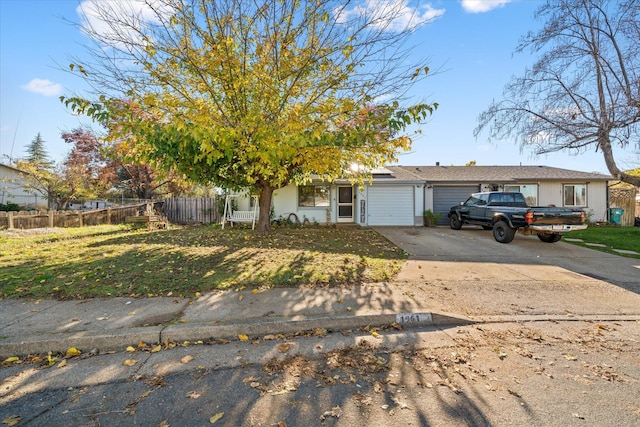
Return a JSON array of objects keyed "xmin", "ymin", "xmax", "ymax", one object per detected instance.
[{"xmin": 448, "ymin": 191, "xmax": 587, "ymax": 243}]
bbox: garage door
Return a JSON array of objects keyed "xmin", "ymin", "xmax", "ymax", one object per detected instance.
[
  {"xmin": 433, "ymin": 185, "xmax": 479, "ymax": 225},
  {"xmin": 367, "ymin": 186, "xmax": 414, "ymax": 226}
]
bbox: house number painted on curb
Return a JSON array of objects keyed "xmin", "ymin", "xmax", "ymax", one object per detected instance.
[{"xmin": 396, "ymin": 312, "xmax": 433, "ymax": 324}]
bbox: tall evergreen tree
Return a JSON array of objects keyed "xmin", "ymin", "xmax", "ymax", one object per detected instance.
[{"xmin": 25, "ymin": 133, "xmax": 53, "ymax": 168}]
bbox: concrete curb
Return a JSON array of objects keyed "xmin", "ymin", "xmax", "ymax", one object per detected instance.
[{"xmin": 0, "ymin": 311, "xmax": 474, "ymax": 358}]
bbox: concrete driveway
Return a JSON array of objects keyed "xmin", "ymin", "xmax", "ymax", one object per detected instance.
[{"xmin": 375, "ymin": 226, "xmax": 640, "ymax": 319}]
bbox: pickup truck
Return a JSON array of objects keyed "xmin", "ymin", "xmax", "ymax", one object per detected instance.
[{"xmin": 448, "ymin": 191, "xmax": 587, "ymax": 243}]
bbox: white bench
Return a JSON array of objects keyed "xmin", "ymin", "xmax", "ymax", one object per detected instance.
[{"xmin": 225, "ymin": 210, "xmax": 258, "ymax": 229}]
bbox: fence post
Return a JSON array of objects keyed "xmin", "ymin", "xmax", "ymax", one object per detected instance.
[
  {"xmin": 78, "ymin": 211, "xmax": 83, "ymax": 227},
  {"xmin": 48, "ymin": 210, "xmax": 54, "ymax": 228},
  {"xmin": 107, "ymin": 207, "xmax": 112, "ymax": 225},
  {"xmin": 8, "ymin": 211, "xmax": 14, "ymax": 229}
]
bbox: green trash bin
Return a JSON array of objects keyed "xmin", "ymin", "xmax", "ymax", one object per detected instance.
[{"xmin": 609, "ymin": 208, "xmax": 624, "ymax": 225}]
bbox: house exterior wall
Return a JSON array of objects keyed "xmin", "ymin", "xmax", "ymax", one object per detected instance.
[
  {"xmin": 0, "ymin": 165, "xmax": 46, "ymax": 209},
  {"xmin": 272, "ymin": 184, "xmax": 332, "ymax": 224},
  {"xmin": 538, "ymin": 181, "xmax": 608, "ymax": 222}
]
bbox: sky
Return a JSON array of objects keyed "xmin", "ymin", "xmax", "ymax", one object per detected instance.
[{"xmin": 0, "ymin": 0, "xmax": 635, "ymax": 175}]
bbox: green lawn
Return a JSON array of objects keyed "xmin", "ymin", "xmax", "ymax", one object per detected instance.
[
  {"xmin": 0, "ymin": 224, "xmax": 407, "ymax": 300},
  {"xmin": 563, "ymin": 225, "xmax": 640, "ymax": 258}
]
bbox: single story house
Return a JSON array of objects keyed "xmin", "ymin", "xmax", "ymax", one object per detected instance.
[
  {"xmin": 0, "ymin": 163, "xmax": 47, "ymax": 209},
  {"xmin": 228, "ymin": 165, "xmax": 614, "ymax": 227}
]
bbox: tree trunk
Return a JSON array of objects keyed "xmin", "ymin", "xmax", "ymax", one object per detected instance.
[
  {"xmin": 256, "ymin": 180, "xmax": 274, "ymax": 233},
  {"xmin": 599, "ymin": 131, "xmax": 640, "ymax": 187}
]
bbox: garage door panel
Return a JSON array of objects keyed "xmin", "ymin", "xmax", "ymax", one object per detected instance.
[
  {"xmin": 433, "ymin": 185, "xmax": 479, "ymax": 225},
  {"xmin": 368, "ymin": 186, "xmax": 414, "ymax": 226}
]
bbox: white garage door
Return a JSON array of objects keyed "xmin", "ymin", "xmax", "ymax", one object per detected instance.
[{"xmin": 367, "ymin": 186, "xmax": 414, "ymax": 226}]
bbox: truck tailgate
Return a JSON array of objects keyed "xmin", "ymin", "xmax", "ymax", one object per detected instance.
[{"xmin": 531, "ymin": 210, "xmax": 584, "ymax": 225}]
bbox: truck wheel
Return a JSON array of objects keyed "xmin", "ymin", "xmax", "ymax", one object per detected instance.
[
  {"xmin": 449, "ymin": 214, "xmax": 462, "ymax": 230},
  {"xmin": 493, "ymin": 221, "xmax": 516, "ymax": 243},
  {"xmin": 537, "ymin": 233, "xmax": 562, "ymax": 243}
]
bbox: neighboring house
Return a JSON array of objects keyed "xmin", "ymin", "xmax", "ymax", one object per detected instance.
[
  {"xmin": 229, "ymin": 164, "xmax": 614, "ymax": 227},
  {"xmin": 0, "ymin": 163, "xmax": 47, "ymax": 209},
  {"xmin": 69, "ymin": 200, "xmax": 113, "ymax": 210}
]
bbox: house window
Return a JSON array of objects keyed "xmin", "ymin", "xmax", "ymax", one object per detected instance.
[
  {"xmin": 298, "ymin": 185, "xmax": 330, "ymax": 207},
  {"xmin": 504, "ymin": 184, "xmax": 538, "ymax": 205},
  {"xmin": 564, "ymin": 184, "xmax": 587, "ymax": 206}
]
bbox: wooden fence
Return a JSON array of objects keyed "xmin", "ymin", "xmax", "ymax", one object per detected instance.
[
  {"xmin": 163, "ymin": 197, "xmax": 219, "ymax": 224},
  {"xmin": 0, "ymin": 202, "xmax": 162, "ymax": 230},
  {"xmin": 609, "ymin": 187, "xmax": 637, "ymax": 226},
  {"xmin": 0, "ymin": 198, "xmax": 220, "ymax": 230}
]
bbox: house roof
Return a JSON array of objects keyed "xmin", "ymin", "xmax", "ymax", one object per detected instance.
[
  {"xmin": 0, "ymin": 163, "xmax": 27, "ymax": 174},
  {"xmin": 387, "ymin": 165, "xmax": 612, "ymax": 183}
]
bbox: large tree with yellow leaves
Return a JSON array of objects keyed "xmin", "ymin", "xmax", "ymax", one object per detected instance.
[{"xmin": 64, "ymin": 0, "xmax": 437, "ymax": 232}]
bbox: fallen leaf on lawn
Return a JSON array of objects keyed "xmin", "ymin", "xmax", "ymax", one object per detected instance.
[
  {"xmin": 238, "ymin": 334, "xmax": 249, "ymax": 341},
  {"xmin": 278, "ymin": 343, "xmax": 291, "ymax": 353},
  {"xmin": 126, "ymin": 346, "xmax": 136, "ymax": 353},
  {"xmin": 151, "ymin": 345, "xmax": 162, "ymax": 353},
  {"xmin": 186, "ymin": 391, "xmax": 201, "ymax": 399},
  {"xmin": 209, "ymin": 412, "xmax": 224, "ymax": 423},
  {"xmin": 123, "ymin": 359, "xmax": 137, "ymax": 366},
  {"xmin": 57, "ymin": 359, "xmax": 67, "ymax": 368},
  {"xmin": 157, "ymin": 420, "xmax": 169, "ymax": 427},
  {"xmin": 2, "ymin": 415, "xmax": 21, "ymax": 426},
  {"xmin": 195, "ymin": 292, "xmax": 201, "ymax": 298},
  {"xmin": 3, "ymin": 357, "xmax": 19, "ymax": 363},
  {"xmin": 371, "ymin": 331, "xmax": 381, "ymax": 339},
  {"xmin": 563, "ymin": 354, "xmax": 578, "ymax": 361},
  {"xmin": 181, "ymin": 355, "xmax": 194, "ymax": 364},
  {"xmin": 65, "ymin": 347, "xmax": 82, "ymax": 357}
]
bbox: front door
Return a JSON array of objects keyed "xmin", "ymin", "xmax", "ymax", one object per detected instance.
[{"xmin": 337, "ymin": 186, "xmax": 354, "ymax": 223}]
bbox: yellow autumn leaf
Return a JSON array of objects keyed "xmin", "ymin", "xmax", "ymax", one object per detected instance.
[
  {"xmin": 252, "ymin": 289, "xmax": 258, "ymax": 294},
  {"xmin": 2, "ymin": 415, "xmax": 22, "ymax": 426},
  {"xmin": 238, "ymin": 295, "xmax": 244, "ymax": 301},
  {"xmin": 126, "ymin": 346, "xmax": 136, "ymax": 353},
  {"xmin": 151, "ymin": 345, "xmax": 162, "ymax": 353},
  {"xmin": 4, "ymin": 356, "xmax": 19, "ymax": 363},
  {"xmin": 123, "ymin": 359, "xmax": 137, "ymax": 366},
  {"xmin": 195, "ymin": 292, "xmax": 201, "ymax": 298},
  {"xmin": 57, "ymin": 359, "xmax": 67, "ymax": 368},
  {"xmin": 371, "ymin": 331, "xmax": 381, "ymax": 339},
  {"xmin": 238, "ymin": 334, "xmax": 249, "ymax": 341},
  {"xmin": 66, "ymin": 347, "xmax": 82, "ymax": 357},
  {"xmin": 209, "ymin": 412, "xmax": 224, "ymax": 423},
  {"xmin": 181, "ymin": 355, "xmax": 194, "ymax": 364}
]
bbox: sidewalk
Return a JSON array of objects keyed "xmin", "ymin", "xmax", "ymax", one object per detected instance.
[{"xmin": 0, "ymin": 284, "xmax": 472, "ymax": 359}]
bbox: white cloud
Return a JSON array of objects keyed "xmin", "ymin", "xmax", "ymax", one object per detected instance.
[
  {"xmin": 21, "ymin": 79, "xmax": 63, "ymax": 96},
  {"xmin": 461, "ymin": 0, "xmax": 511, "ymax": 14},
  {"xmin": 337, "ymin": 0, "xmax": 445, "ymax": 32}
]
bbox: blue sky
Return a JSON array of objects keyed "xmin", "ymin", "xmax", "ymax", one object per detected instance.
[{"xmin": 0, "ymin": 0, "xmax": 630, "ymax": 174}]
